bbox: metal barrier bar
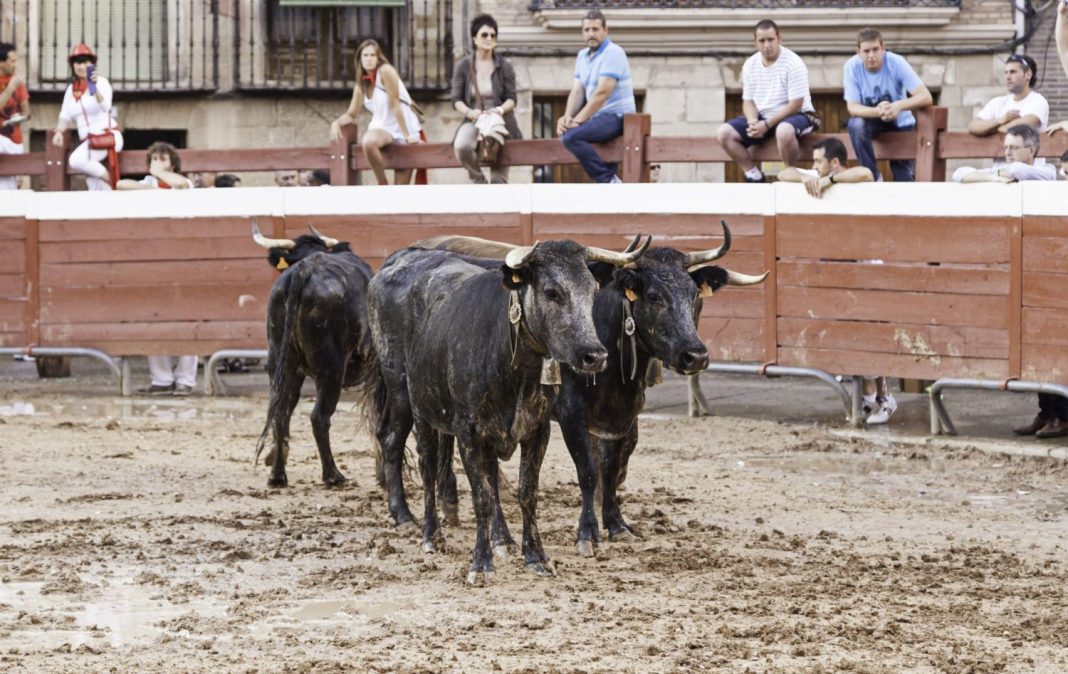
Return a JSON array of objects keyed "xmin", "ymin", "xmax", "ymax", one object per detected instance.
[
  {"xmin": 0, "ymin": 347, "xmax": 122, "ymax": 393},
  {"xmin": 205, "ymin": 349, "xmax": 269, "ymax": 396},
  {"xmin": 692, "ymin": 362, "xmax": 857, "ymax": 424},
  {"xmin": 929, "ymin": 379, "xmax": 1068, "ymax": 436}
]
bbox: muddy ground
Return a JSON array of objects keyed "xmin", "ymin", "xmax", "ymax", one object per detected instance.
[{"xmin": 0, "ymin": 366, "xmax": 1066, "ymax": 673}]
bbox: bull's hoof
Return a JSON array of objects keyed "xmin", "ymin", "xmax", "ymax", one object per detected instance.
[
  {"xmin": 422, "ymin": 540, "xmax": 436, "ymax": 554},
  {"xmin": 525, "ymin": 560, "xmax": 556, "ymax": 577},
  {"xmin": 267, "ymin": 475, "xmax": 288, "ymax": 488},
  {"xmin": 492, "ymin": 543, "xmax": 516, "ymax": 559},
  {"xmin": 263, "ymin": 450, "xmax": 275, "ymax": 467},
  {"xmin": 466, "ymin": 569, "xmax": 495, "ymax": 586},
  {"xmin": 322, "ymin": 472, "xmax": 348, "ymax": 487},
  {"xmin": 396, "ymin": 520, "xmax": 418, "ymax": 533},
  {"xmin": 441, "ymin": 504, "xmax": 460, "ymax": 527},
  {"xmin": 575, "ymin": 539, "xmax": 596, "ymax": 558},
  {"xmin": 608, "ymin": 527, "xmax": 640, "ymax": 542}
]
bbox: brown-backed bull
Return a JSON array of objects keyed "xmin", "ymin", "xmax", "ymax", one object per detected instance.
[
  {"xmin": 367, "ymin": 238, "xmax": 649, "ymax": 584},
  {"xmin": 251, "ymin": 222, "xmax": 380, "ymax": 488},
  {"xmin": 418, "ymin": 223, "xmax": 767, "ymax": 554}
]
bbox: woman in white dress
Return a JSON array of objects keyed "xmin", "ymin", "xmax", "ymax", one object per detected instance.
[
  {"xmin": 330, "ymin": 39, "xmax": 423, "ymax": 185},
  {"xmin": 51, "ymin": 43, "xmax": 123, "ymax": 191}
]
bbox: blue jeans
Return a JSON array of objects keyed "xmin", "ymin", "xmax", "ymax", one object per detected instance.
[
  {"xmin": 561, "ymin": 114, "xmax": 625, "ymax": 183},
  {"xmin": 847, "ymin": 117, "xmax": 915, "ymax": 182}
]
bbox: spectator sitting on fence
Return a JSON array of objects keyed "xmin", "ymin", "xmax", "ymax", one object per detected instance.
[
  {"xmin": 299, "ymin": 169, "xmax": 330, "ymax": 186},
  {"xmin": 215, "ymin": 173, "xmax": 241, "ymax": 188},
  {"xmin": 716, "ymin": 20, "xmax": 816, "ymax": 183},
  {"xmin": 967, "ymin": 54, "xmax": 1048, "ymax": 173},
  {"xmin": 1045, "ymin": 4, "xmax": 1068, "ymax": 137},
  {"xmin": 115, "ymin": 142, "xmax": 198, "ymax": 396},
  {"xmin": 0, "ymin": 42, "xmax": 31, "ymax": 191},
  {"xmin": 330, "ymin": 39, "xmax": 425, "ymax": 186},
  {"xmin": 844, "ymin": 28, "xmax": 932, "ymax": 182},
  {"xmin": 556, "ymin": 10, "xmax": 636, "ymax": 184},
  {"xmin": 274, "ymin": 170, "xmax": 298, "ymax": 187},
  {"xmin": 52, "ymin": 43, "xmax": 123, "ymax": 191},
  {"xmin": 953, "ymin": 125, "xmax": 1056, "ymax": 183},
  {"xmin": 190, "ymin": 171, "xmax": 215, "ymax": 188},
  {"xmin": 451, "ymin": 14, "xmax": 521, "ymax": 185}
]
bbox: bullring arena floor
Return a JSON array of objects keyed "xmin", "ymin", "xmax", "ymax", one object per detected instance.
[{"xmin": 0, "ymin": 358, "xmax": 1066, "ymax": 673}]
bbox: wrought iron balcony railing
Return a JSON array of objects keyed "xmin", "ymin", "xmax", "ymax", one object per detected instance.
[{"xmin": 529, "ymin": 0, "xmax": 960, "ymax": 8}]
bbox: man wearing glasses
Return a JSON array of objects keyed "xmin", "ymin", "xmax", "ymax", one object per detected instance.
[
  {"xmin": 557, "ymin": 10, "xmax": 636, "ymax": 183},
  {"xmin": 953, "ymin": 125, "xmax": 1055, "ymax": 183}
]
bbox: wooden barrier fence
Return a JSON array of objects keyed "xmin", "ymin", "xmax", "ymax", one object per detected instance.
[
  {"xmin": 4, "ymin": 108, "xmax": 1068, "ymax": 189},
  {"xmin": 1, "ymin": 184, "xmax": 1066, "ymax": 398}
]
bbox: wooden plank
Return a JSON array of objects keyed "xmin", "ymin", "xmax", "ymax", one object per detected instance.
[
  {"xmin": 698, "ymin": 317, "xmax": 764, "ymax": 362},
  {"xmin": 40, "ymin": 217, "xmax": 264, "ymax": 243},
  {"xmin": 39, "ymin": 283, "xmax": 271, "ymax": 323},
  {"xmin": 777, "ymin": 346, "xmax": 1008, "ymax": 380},
  {"xmin": 645, "ymin": 131, "xmax": 916, "ymax": 163},
  {"xmin": 41, "ymin": 259, "xmax": 276, "ymax": 288},
  {"xmin": 777, "ymin": 318, "xmax": 1008, "ymax": 359},
  {"xmin": 777, "ymin": 286, "xmax": 1008, "ymax": 329},
  {"xmin": 1022, "ymin": 237, "xmax": 1068, "ymax": 274},
  {"xmin": 776, "ymin": 260, "xmax": 1009, "ymax": 295},
  {"xmin": 763, "ymin": 215, "xmax": 777, "ymax": 363},
  {"xmin": 0, "ymin": 274, "xmax": 25, "ymax": 297},
  {"xmin": 534, "ymin": 213, "xmax": 765, "ymax": 239},
  {"xmin": 354, "ymin": 137, "xmax": 624, "ymax": 171},
  {"xmin": 41, "ymin": 320, "xmax": 265, "ymax": 343},
  {"xmin": 1022, "ymin": 308, "xmax": 1068, "ymax": 348},
  {"xmin": 1023, "ymin": 271, "xmax": 1068, "ymax": 310},
  {"xmin": 1021, "ymin": 345, "xmax": 1068, "ymax": 384},
  {"xmin": 118, "ymin": 147, "xmax": 331, "ymax": 175},
  {"xmin": 621, "ymin": 113, "xmax": 650, "ymax": 183},
  {"xmin": 24, "ymin": 219, "xmax": 38, "ymax": 346},
  {"xmin": 1009, "ymin": 218, "xmax": 1022, "ymax": 378},
  {"xmin": 0, "ymin": 299, "xmax": 26, "ymax": 332},
  {"xmin": 0, "ymin": 152, "xmax": 46, "ymax": 175},
  {"xmin": 699, "ymin": 287, "xmax": 766, "ymax": 320},
  {"xmin": 0, "ymin": 219, "xmax": 27, "ymax": 240},
  {"xmin": 940, "ymin": 131, "xmax": 1068, "ymax": 161},
  {"xmin": 777, "ymin": 215, "xmax": 1011, "ymax": 264},
  {"xmin": 39, "ymin": 236, "xmax": 267, "ymax": 264},
  {"xmin": 0, "ymin": 331, "xmax": 26, "ymax": 347},
  {"xmin": 1023, "ymin": 216, "xmax": 1068, "ymax": 239},
  {"xmin": 0, "ymin": 241, "xmax": 26, "ymax": 273},
  {"xmin": 38, "ymin": 339, "xmax": 265, "ymax": 356}
]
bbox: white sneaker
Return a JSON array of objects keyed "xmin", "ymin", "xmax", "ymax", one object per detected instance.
[
  {"xmin": 609, "ymin": 175, "xmax": 623, "ymax": 183},
  {"xmin": 861, "ymin": 394, "xmax": 877, "ymax": 419},
  {"xmin": 866, "ymin": 395, "xmax": 897, "ymax": 425}
]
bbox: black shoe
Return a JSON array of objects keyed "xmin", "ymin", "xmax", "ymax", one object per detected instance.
[
  {"xmin": 1013, "ymin": 415, "xmax": 1048, "ymax": 436},
  {"xmin": 1035, "ymin": 417, "xmax": 1068, "ymax": 439},
  {"xmin": 138, "ymin": 383, "xmax": 175, "ymax": 396}
]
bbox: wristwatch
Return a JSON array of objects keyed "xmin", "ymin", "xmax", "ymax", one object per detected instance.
[{"xmin": 828, "ymin": 174, "xmax": 836, "ymax": 184}]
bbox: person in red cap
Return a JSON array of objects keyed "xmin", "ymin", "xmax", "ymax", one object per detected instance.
[{"xmin": 51, "ymin": 43, "xmax": 123, "ymax": 191}]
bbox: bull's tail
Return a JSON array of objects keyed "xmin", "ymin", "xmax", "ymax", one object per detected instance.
[
  {"xmin": 348, "ymin": 315, "xmax": 390, "ymax": 489},
  {"xmin": 254, "ymin": 268, "xmax": 307, "ymax": 467}
]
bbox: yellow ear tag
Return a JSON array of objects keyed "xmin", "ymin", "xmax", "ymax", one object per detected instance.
[
  {"xmin": 512, "ymin": 273, "xmax": 522, "ymax": 284},
  {"xmin": 698, "ymin": 283, "xmax": 714, "ymax": 298},
  {"xmin": 276, "ymin": 258, "xmax": 289, "ymax": 271},
  {"xmin": 624, "ymin": 288, "xmax": 637, "ymax": 302}
]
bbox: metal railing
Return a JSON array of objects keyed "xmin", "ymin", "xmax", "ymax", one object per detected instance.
[
  {"xmin": 9, "ymin": 0, "xmax": 220, "ymax": 94},
  {"xmin": 528, "ymin": 0, "xmax": 960, "ymax": 8},
  {"xmin": 236, "ymin": 0, "xmax": 453, "ymax": 95}
]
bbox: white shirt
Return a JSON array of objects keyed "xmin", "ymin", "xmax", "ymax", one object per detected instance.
[
  {"xmin": 977, "ymin": 90, "xmax": 1049, "ymax": 167},
  {"xmin": 742, "ymin": 47, "xmax": 815, "ymax": 120},
  {"xmin": 139, "ymin": 174, "xmax": 194, "ymax": 189},
  {"xmin": 58, "ymin": 77, "xmax": 117, "ymax": 140},
  {"xmin": 952, "ymin": 162, "xmax": 1057, "ymax": 183}
]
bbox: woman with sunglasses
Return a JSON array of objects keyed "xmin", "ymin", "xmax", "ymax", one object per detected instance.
[
  {"xmin": 450, "ymin": 14, "xmax": 521, "ymax": 184},
  {"xmin": 51, "ymin": 43, "xmax": 122, "ymax": 191},
  {"xmin": 330, "ymin": 39, "xmax": 423, "ymax": 186}
]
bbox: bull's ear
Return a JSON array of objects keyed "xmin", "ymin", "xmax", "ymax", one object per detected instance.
[
  {"xmin": 691, "ymin": 266, "xmax": 728, "ymax": 297},
  {"xmin": 501, "ymin": 264, "xmax": 529, "ymax": 289},
  {"xmin": 612, "ymin": 268, "xmax": 640, "ymax": 297},
  {"xmin": 587, "ymin": 261, "xmax": 616, "ymax": 289}
]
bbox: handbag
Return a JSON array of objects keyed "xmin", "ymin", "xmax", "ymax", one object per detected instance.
[{"xmin": 87, "ymin": 130, "xmax": 116, "ymax": 150}]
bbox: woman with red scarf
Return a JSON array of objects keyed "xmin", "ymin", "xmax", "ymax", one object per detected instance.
[
  {"xmin": 330, "ymin": 39, "xmax": 424, "ymax": 185},
  {"xmin": 51, "ymin": 43, "xmax": 122, "ymax": 191}
]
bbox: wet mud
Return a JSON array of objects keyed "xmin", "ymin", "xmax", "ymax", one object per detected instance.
[{"xmin": 1, "ymin": 389, "xmax": 1066, "ymax": 672}]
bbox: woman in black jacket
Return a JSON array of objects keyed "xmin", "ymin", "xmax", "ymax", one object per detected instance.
[{"xmin": 451, "ymin": 14, "xmax": 522, "ymax": 184}]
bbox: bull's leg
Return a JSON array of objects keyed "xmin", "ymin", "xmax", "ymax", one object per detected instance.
[
  {"xmin": 436, "ymin": 435, "xmax": 460, "ymax": 527},
  {"xmin": 457, "ymin": 437, "xmax": 495, "ymax": 585},
  {"xmin": 555, "ymin": 404, "xmax": 601, "ymax": 557},
  {"xmin": 374, "ymin": 374, "xmax": 416, "ymax": 528},
  {"xmin": 413, "ymin": 419, "xmax": 441, "ymax": 553},
  {"xmin": 519, "ymin": 420, "xmax": 553, "ymax": 576},
  {"xmin": 267, "ymin": 371, "xmax": 305, "ymax": 488},
  {"xmin": 310, "ymin": 369, "xmax": 346, "ymax": 487},
  {"xmin": 602, "ymin": 424, "xmax": 640, "ymax": 541},
  {"xmin": 485, "ymin": 451, "xmax": 516, "ymax": 557}
]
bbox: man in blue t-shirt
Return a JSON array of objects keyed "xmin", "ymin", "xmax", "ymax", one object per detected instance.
[
  {"xmin": 557, "ymin": 10, "xmax": 636, "ymax": 183},
  {"xmin": 843, "ymin": 28, "xmax": 932, "ymax": 182}
]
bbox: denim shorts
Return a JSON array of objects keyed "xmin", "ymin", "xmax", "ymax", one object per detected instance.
[{"xmin": 726, "ymin": 112, "xmax": 815, "ymax": 148}]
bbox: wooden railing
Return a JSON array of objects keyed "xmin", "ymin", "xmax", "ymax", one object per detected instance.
[{"xmin": 5, "ymin": 107, "xmax": 1067, "ymax": 189}]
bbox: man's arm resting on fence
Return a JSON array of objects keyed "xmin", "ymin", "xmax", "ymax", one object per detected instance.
[
  {"xmin": 330, "ymin": 85, "xmax": 363, "ymax": 141},
  {"xmin": 557, "ymin": 80, "xmax": 586, "ymax": 135},
  {"xmin": 1058, "ymin": 3, "xmax": 1067, "ymax": 79},
  {"xmin": 572, "ymin": 76, "xmax": 617, "ymax": 125},
  {"xmin": 778, "ymin": 166, "xmax": 873, "ymax": 198}
]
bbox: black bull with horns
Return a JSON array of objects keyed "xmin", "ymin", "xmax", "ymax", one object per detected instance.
[
  {"xmin": 251, "ymin": 221, "xmax": 381, "ymax": 488},
  {"xmin": 406, "ymin": 222, "xmax": 767, "ymax": 556},
  {"xmin": 367, "ymin": 237, "xmax": 651, "ymax": 584}
]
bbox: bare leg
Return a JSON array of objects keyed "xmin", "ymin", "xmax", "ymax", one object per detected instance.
[
  {"xmin": 394, "ymin": 169, "xmax": 414, "ymax": 185},
  {"xmin": 361, "ymin": 129, "xmax": 393, "ymax": 186},
  {"xmin": 776, "ymin": 123, "xmax": 801, "ymax": 168},
  {"xmin": 716, "ymin": 123, "xmax": 756, "ymax": 173}
]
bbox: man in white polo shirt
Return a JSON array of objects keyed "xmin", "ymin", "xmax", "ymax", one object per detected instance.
[
  {"xmin": 967, "ymin": 54, "xmax": 1048, "ymax": 171},
  {"xmin": 716, "ymin": 20, "xmax": 816, "ymax": 183}
]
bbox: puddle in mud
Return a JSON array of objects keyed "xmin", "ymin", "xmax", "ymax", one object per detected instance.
[
  {"xmin": 0, "ymin": 578, "xmax": 227, "ymax": 650},
  {"xmin": 248, "ymin": 596, "xmax": 419, "ymax": 638},
  {"xmin": 0, "ymin": 402, "xmax": 35, "ymax": 416}
]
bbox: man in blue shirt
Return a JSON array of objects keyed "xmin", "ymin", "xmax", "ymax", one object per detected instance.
[
  {"xmin": 843, "ymin": 28, "xmax": 932, "ymax": 182},
  {"xmin": 557, "ymin": 10, "xmax": 636, "ymax": 183}
]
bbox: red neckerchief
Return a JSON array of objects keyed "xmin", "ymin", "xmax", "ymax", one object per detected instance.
[
  {"xmin": 362, "ymin": 69, "xmax": 377, "ymax": 85},
  {"xmin": 157, "ymin": 179, "xmax": 172, "ymax": 189},
  {"xmin": 72, "ymin": 79, "xmax": 88, "ymax": 101}
]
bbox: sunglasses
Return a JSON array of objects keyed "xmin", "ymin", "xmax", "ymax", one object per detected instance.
[
  {"xmin": 71, "ymin": 57, "xmax": 94, "ymax": 64},
  {"xmin": 477, "ymin": 31, "xmax": 497, "ymax": 39}
]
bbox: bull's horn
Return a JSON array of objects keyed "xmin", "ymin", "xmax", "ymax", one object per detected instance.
[
  {"xmin": 251, "ymin": 219, "xmax": 296, "ymax": 250},
  {"xmin": 725, "ymin": 269, "xmax": 769, "ymax": 286},
  {"xmin": 621, "ymin": 233, "xmax": 645, "ymax": 254},
  {"xmin": 586, "ymin": 234, "xmax": 651, "ymax": 266},
  {"xmin": 505, "ymin": 241, "xmax": 539, "ymax": 269},
  {"xmin": 308, "ymin": 225, "xmax": 339, "ymax": 249},
  {"xmin": 686, "ymin": 220, "xmax": 732, "ymax": 270}
]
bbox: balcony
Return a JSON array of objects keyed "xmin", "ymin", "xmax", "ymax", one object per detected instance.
[{"xmin": 529, "ymin": 0, "xmax": 960, "ymax": 8}]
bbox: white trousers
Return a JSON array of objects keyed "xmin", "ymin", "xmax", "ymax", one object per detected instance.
[
  {"xmin": 69, "ymin": 130, "xmax": 124, "ymax": 191},
  {"xmin": 0, "ymin": 135, "xmax": 24, "ymax": 190},
  {"xmin": 148, "ymin": 355, "xmax": 198, "ymax": 387}
]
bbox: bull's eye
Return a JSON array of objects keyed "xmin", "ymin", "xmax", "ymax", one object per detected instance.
[
  {"xmin": 646, "ymin": 293, "xmax": 664, "ymax": 305},
  {"xmin": 544, "ymin": 288, "xmax": 563, "ymax": 303}
]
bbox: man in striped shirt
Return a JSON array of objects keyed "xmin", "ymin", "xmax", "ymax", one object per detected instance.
[{"xmin": 716, "ymin": 20, "xmax": 816, "ymax": 183}]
